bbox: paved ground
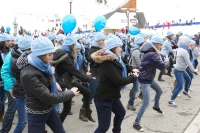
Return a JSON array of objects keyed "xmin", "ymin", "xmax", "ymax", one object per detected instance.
[{"xmin": 2, "ymin": 68, "xmax": 200, "ymax": 133}]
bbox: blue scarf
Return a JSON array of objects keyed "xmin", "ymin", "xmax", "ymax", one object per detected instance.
[
  {"xmin": 76, "ymin": 53, "xmax": 83, "ymax": 70},
  {"xmin": 28, "ymin": 53, "xmax": 60, "ymax": 111},
  {"xmin": 91, "ymin": 41, "xmax": 104, "ymax": 49},
  {"xmin": 179, "ymin": 44, "xmax": 190, "ymax": 53},
  {"xmin": 105, "ymin": 49, "xmax": 127, "ymax": 90},
  {"xmin": 122, "ymin": 41, "xmax": 129, "ymax": 54}
]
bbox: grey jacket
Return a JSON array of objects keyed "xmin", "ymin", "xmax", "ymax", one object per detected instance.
[
  {"xmin": 175, "ymin": 47, "xmax": 195, "ymax": 72},
  {"xmin": 129, "ymin": 48, "xmax": 141, "ymax": 69}
]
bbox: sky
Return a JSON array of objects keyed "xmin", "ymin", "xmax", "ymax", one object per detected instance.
[{"xmin": 0, "ymin": 0, "xmax": 199, "ymax": 32}]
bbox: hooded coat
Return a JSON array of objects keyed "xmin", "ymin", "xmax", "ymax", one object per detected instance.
[{"xmin": 91, "ymin": 50, "xmax": 137, "ymax": 100}]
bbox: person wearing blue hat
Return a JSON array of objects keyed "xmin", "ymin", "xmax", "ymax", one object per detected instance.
[
  {"xmin": 159, "ymin": 31, "xmax": 174, "ymax": 81},
  {"xmin": 133, "ymin": 34, "xmax": 169, "ymax": 132},
  {"xmin": 18, "ymin": 36, "xmax": 79, "ymax": 132},
  {"xmin": 127, "ymin": 36, "xmax": 145, "ymax": 111},
  {"xmin": 0, "ymin": 35, "xmax": 32, "ymax": 133},
  {"xmin": 86, "ymin": 32, "xmax": 106, "ymax": 109},
  {"xmin": 169, "ymin": 36, "xmax": 197, "ymax": 107},
  {"xmin": 0, "ymin": 33, "xmax": 12, "ymax": 122},
  {"xmin": 47, "ymin": 32, "xmax": 57, "ymax": 47},
  {"xmin": 52, "ymin": 35, "xmax": 95, "ymax": 123},
  {"xmin": 91, "ymin": 35, "xmax": 138, "ymax": 133},
  {"xmin": 83, "ymin": 38, "xmax": 91, "ymax": 61},
  {"xmin": 174, "ymin": 31, "xmax": 183, "ymax": 45},
  {"xmin": 56, "ymin": 34, "xmax": 65, "ymax": 49}
]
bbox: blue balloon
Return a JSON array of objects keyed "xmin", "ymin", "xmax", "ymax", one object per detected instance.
[
  {"xmin": 94, "ymin": 16, "xmax": 106, "ymax": 31},
  {"xmin": 62, "ymin": 14, "xmax": 77, "ymax": 34},
  {"xmin": 129, "ymin": 27, "xmax": 140, "ymax": 35},
  {"xmin": 6, "ymin": 27, "xmax": 11, "ymax": 33}
]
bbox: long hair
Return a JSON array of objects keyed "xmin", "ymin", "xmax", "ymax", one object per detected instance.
[{"xmin": 0, "ymin": 41, "xmax": 9, "ymax": 53}]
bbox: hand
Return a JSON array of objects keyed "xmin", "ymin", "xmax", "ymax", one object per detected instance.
[
  {"xmin": 71, "ymin": 87, "xmax": 80, "ymax": 96},
  {"xmin": 9, "ymin": 89, "xmax": 14, "ymax": 98},
  {"xmin": 56, "ymin": 82, "xmax": 62, "ymax": 92},
  {"xmin": 195, "ymin": 69, "xmax": 198, "ymax": 72},
  {"xmin": 132, "ymin": 69, "xmax": 140, "ymax": 73},
  {"xmin": 132, "ymin": 72, "xmax": 139, "ymax": 77},
  {"xmin": 92, "ymin": 77, "xmax": 96, "ymax": 80},
  {"xmin": 86, "ymin": 72, "xmax": 92, "ymax": 76},
  {"xmin": 165, "ymin": 57, "xmax": 169, "ymax": 61}
]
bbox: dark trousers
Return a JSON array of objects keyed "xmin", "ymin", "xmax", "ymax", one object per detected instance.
[
  {"xmin": 94, "ymin": 98, "xmax": 126, "ymax": 133},
  {"xmin": 28, "ymin": 108, "xmax": 65, "ymax": 133},
  {"xmin": 0, "ymin": 91, "xmax": 17, "ymax": 133},
  {"xmin": 59, "ymin": 82, "xmax": 91, "ymax": 123},
  {"xmin": 167, "ymin": 55, "xmax": 174, "ymax": 74},
  {"xmin": 194, "ymin": 59, "xmax": 198, "ymax": 69}
]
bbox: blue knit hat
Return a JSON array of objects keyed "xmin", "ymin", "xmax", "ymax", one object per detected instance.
[
  {"xmin": 0, "ymin": 33, "xmax": 10, "ymax": 42},
  {"xmin": 189, "ymin": 35, "xmax": 195, "ymax": 39},
  {"xmin": 31, "ymin": 36, "xmax": 55, "ymax": 56},
  {"xmin": 151, "ymin": 34, "xmax": 164, "ymax": 45},
  {"xmin": 18, "ymin": 35, "xmax": 32, "ymax": 50},
  {"xmin": 166, "ymin": 31, "xmax": 174, "ymax": 36},
  {"xmin": 63, "ymin": 35, "xmax": 77, "ymax": 46},
  {"xmin": 94, "ymin": 32, "xmax": 106, "ymax": 42},
  {"xmin": 48, "ymin": 32, "xmax": 56, "ymax": 41},
  {"xmin": 14, "ymin": 36, "xmax": 20, "ymax": 45},
  {"xmin": 76, "ymin": 34, "xmax": 83, "ymax": 41},
  {"xmin": 190, "ymin": 39, "xmax": 196, "ymax": 46},
  {"xmin": 138, "ymin": 33, "xmax": 148, "ymax": 38},
  {"xmin": 56, "ymin": 34, "xmax": 65, "ymax": 43},
  {"xmin": 83, "ymin": 38, "xmax": 90, "ymax": 45},
  {"xmin": 177, "ymin": 31, "xmax": 183, "ymax": 35},
  {"xmin": 106, "ymin": 35, "xmax": 123, "ymax": 50},
  {"xmin": 120, "ymin": 34, "xmax": 128, "ymax": 40},
  {"xmin": 134, "ymin": 36, "xmax": 145, "ymax": 45},
  {"xmin": 9, "ymin": 34, "xmax": 15, "ymax": 41},
  {"xmin": 76, "ymin": 42, "xmax": 81, "ymax": 49}
]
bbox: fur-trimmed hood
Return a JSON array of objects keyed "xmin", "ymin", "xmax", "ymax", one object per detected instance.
[
  {"xmin": 51, "ymin": 52, "xmax": 69, "ymax": 66},
  {"xmin": 91, "ymin": 49, "xmax": 115, "ymax": 63}
]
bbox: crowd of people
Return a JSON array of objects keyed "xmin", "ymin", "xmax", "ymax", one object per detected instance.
[{"xmin": 0, "ymin": 26, "xmax": 199, "ymax": 133}]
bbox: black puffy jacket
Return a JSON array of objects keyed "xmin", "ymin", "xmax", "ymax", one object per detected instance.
[
  {"xmin": 51, "ymin": 49, "xmax": 92, "ymax": 89},
  {"xmin": 10, "ymin": 49, "xmax": 25, "ymax": 98},
  {"xmin": 20, "ymin": 65, "xmax": 75, "ymax": 111}
]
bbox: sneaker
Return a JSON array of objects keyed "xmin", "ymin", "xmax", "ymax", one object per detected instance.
[
  {"xmin": 183, "ymin": 91, "xmax": 191, "ymax": 98},
  {"xmin": 127, "ymin": 104, "xmax": 136, "ymax": 111},
  {"xmin": 158, "ymin": 78, "xmax": 165, "ymax": 82},
  {"xmin": 133, "ymin": 124, "xmax": 144, "ymax": 132},
  {"xmin": 153, "ymin": 107, "xmax": 164, "ymax": 114},
  {"xmin": 167, "ymin": 73, "xmax": 173, "ymax": 77},
  {"xmin": 168, "ymin": 100, "xmax": 177, "ymax": 108}
]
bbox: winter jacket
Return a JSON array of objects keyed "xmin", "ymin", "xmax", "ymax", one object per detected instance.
[
  {"xmin": 91, "ymin": 50, "xmax": 137, "ymax": 100},
  {"xmin": 20, "ymin": 64, "xmax": 75, "ymax": 111},
  {"xmin": 1, "ymin": 52, "xmax": 16, "ymax": 91},
  {"xmin": 89, "ymin": 46, "xmax": 101, "ymax": 77},
  {"xmin": 10, "ymin": 49, "xmax": 25, "ymax": 98},
  {"xmin": 139, "ymin": 42, "xmax": 169, "ymax": 84},
  {"xmin": 161, "ymin": 39, "xmax": 173, "ymax": 56},
  {"xmin": 51, "ymin": 49, "xmax": 92, "ymax": 89},
  {"xmin": 129, "ymin": 47, "xmax": 141, "ymax": 69}
]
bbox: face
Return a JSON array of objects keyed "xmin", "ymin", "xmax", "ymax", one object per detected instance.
[
  {"xmin": 169, "ymin": 35, "xmax": 174, "ymax": 40},
  {"xmin": 124, "ymin": 39, "xmax": 128, "ymax": 43},
  {"xmin": 41, "ymin": 53, "xmax": 53, "ymax": 63},
  {"xmin": 155, "ymin": 43, "xmax": 162, "ymax": 51},
  {"xmin": 60, "ymin": 40, "xmax": 64, "ymax": 45},
  {"xmin": 5, "ymin": 40, "xmax": 11, "ymax": 48},
  {"xmin": 114, "ymin": 46, "xmax": 122, "ymax": 56},
  {"xmin": 79, "ymin": 39, "xmax": 83, "ymax": 44},
  {"xmin": 10, "ymin": 40, "xmax": 14, "ymax": 47},
  {"xmin": 190, "ymin": 44, "xmax": 196, "ymax": 50},
  {"xmin": 97, "ymin": 39, "xmax": 105, "ymax": 47},
  {"xmin": 75, "ymin": 48, "xmax": 81, "ymax": 53}
]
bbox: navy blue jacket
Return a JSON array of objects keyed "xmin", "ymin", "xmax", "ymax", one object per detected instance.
[{"xmin": 138, "ymin": 42, "xmax": 168, "ymax": 84}]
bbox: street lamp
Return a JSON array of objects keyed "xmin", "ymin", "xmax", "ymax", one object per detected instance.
[
  {"xmin": 121, "ymin": 8, "xmax": 135, "ymax": 33},
  {"xmin": 68, "ymin": 0, "xmax": 73, "ymax": 14}
]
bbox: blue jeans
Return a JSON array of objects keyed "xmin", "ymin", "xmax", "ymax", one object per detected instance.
[
  {"xmin": 171, "ymin": 69, "xmax": 191, "ymax": 100},
  {"xmin": 94, "ymin": 98, "xmax": 126, "ymax": 133},
  {"xmin": 128, "ymin": 79, "xmax": 139, "ymax": 105},
  {"xmin": 82, "ymin": 78, "xmax": 98, "ymax": 108},
  {"xmin": 14, "ymin": 98, "xmax": 27, "ymax": 133},
  {"xmin": 134, "ymin": 80, "xmax": 163, "ymax": 124},
  {"xmin": 0, "ymin": 91, "xmax": 17, "ymax": 133},
  {"xmin": 185, "ymin": 68, "xmax": 193, "ymax": 89},
  {"xmin": 151, "ymin": 80, "xmax": 163, "ymax": 108},
  {"xmin": 0, "ymin": 82, "xmax": 5, "ymax": 115},
  {"xmin": 135, "ymin": 83, "xmax": 151, "ymax": 124},
  {"xmin": 28, "ymin": 108, "xmax": 65, "ymax": 133}
]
